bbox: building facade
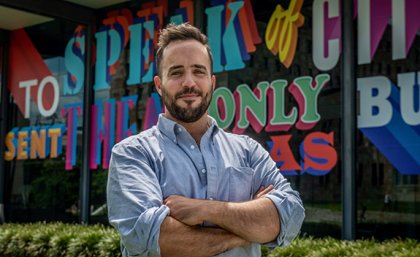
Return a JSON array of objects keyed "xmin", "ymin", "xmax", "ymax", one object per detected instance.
[{"xmin": 0, "ymin": 0, "xmax": 419, "ymax": 240}]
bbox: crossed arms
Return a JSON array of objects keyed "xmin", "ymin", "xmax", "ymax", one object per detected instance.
[
  {"xmin": 108, "ymin": 137, "xmax": 305, "ymax": 257},
  {"xmin": 159, "ymin": 186, "xmax": 280, "ymax": 257}
]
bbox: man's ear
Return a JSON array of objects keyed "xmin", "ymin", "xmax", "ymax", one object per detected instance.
[
  {"xmin": 154, "ymin": 75, "xmax": 162, "ymax": 95},
  {"xmin": 211, "ymin": 75, "xmax": 216, "ymax": 90}
]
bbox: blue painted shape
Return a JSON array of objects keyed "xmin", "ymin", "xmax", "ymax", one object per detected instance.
[{"xmin": 359, "ymin": 81, "xmax": 420, "ymax": 174}]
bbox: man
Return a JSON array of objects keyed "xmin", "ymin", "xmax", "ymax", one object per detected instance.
[
  {"xmin": 107, "ymin": 23, "xmax": 305, "ymax": 257},
  {"xmin": 383, "ymin": 192, "xmax": 392, "ymax": 212}
]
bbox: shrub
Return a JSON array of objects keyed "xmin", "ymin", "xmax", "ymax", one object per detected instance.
[
  {"xmin": 0, "ymin": 223, "xmax": 120, "ymax": 257},
  {"xmin": 0, "ymin": 223, "xmax": 419, "ymax": 257},
  {"xmin": 267, "ymin": 237, "xmax": 420, "ymax": 257}
]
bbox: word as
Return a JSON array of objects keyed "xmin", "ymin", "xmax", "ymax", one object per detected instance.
[{"xmin": 267, "ymin": 131, "xmax": 337, "ymax": 176}]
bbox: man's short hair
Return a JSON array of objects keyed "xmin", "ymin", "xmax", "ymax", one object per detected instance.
[{"xmin": 155, "ymin": 23, "xmax": 213, "ymax": 76}]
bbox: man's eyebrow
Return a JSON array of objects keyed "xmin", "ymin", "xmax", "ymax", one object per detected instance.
[
  {"xmin": 167, "ymin": 65, "xmax": 183, "ymax": 72},
  {"xmin": 192, "ymin": 64, "xmax": 208, "ymax": 70}
]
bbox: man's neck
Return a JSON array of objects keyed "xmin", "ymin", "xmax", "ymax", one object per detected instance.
[{"xmin": 165, "ymin": 113, "xmax": 210, "ymax": 145}]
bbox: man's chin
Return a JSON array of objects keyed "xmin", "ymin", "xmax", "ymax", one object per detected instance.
[
  {"xmin": 170, "ymin": 107, "xmax": 205, "ymax": 123},
  {"xmin": 176, "ymin": 101, "xmax": 202, "ymax": 110}
]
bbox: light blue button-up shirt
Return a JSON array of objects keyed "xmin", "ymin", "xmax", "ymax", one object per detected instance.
[{"xmin": 107, "ymin": 115, "xmax": 305, "ymax": 257}]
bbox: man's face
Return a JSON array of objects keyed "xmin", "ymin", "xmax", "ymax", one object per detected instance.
[{"xmin": 154, "ymin": 39, "xmax": 215, "ymax": 123}]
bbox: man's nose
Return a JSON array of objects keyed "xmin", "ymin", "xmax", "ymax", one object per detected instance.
[{"xmin": 182, "ymin": 72, "xmax": 196, "ymax": 88}]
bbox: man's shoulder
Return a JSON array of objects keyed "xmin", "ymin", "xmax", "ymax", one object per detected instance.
[
  {"xmin": 215, "ymin": 129, "xmax": 258, "ymax": 147},
  {"xmin": 113, "ymin": 126, "xmax": 160, "ymax": 150}
]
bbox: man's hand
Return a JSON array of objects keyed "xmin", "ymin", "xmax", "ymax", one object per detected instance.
[
  {"xmin": 164, "ymin": 195, "xmax": 210, "ymax": 226},
  {"xmin": 254, "ymin": 185, "xmax": 274, "ymax": 199},
  {"xmin": 159, "ymin": 216, "xmax": 251, "ymax": 257}
]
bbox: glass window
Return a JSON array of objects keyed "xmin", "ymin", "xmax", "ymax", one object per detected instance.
[
  {"xmin": 356, "ymin": 0, "xmax": 420, "ymax": 238},
  {"xmin": 0, "ymin": 31, "xmax": 4, "ymax": 224},
  {"xmin": 248, "ymin": 0, "xmax": 342, "ymax": 237},
  {"xmin": 5, "ymin": 17, "xmax": 84, "ymax": 222},
  {"xmin": 0, "ymin": 42, "xmax": 2, "ymax": 102}
]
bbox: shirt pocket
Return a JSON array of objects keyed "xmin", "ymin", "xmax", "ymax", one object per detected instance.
[{"xmin": 227, "ymin": 166, "xmax": 254, "ymax": 202}]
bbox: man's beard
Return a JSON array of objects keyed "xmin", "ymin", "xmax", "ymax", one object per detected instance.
[{"xmin": 161, "ymin": 86, "xmax": 213, "ymax": 123}]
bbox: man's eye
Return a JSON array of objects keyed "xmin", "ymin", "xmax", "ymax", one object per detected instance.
[
  {"xmin": 195, "ymin": 69, "xmax": 206, "ymax": 74},
  {"xmin": 170, "ymin": 71, "xmax": 182, "ymax": 76}
]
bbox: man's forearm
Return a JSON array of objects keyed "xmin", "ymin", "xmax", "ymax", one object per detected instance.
[
  {"xmin": 165, "ymin": 195, "xmax": 280, "ymax": 244},
  {"xmin": 159, "ymin": 216, "xmax": 249, "ymax": 257},
  {"xmin": 205, "ymin": 197, "xmax": 280, "ymax": 243}
]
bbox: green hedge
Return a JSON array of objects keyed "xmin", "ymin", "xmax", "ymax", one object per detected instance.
[
  {"xmin": 0, "ymin": 223, "xmax": 120, "ymax": 257},
  {"xmin": 0, "ymin": 222, "xmax": 419, "ymax": 257},
  {"xmin": 264, "ymin": 237, "xmax": 420, "ymax": 257}
]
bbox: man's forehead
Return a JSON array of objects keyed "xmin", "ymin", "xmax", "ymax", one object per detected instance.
[
  {"xmin": 162, "ymin": 40, "xmax": 209, "ymax": 60},
  {"xmin": 161, "ymin": 40, "xmax": 211, "ymax": 70},
  {"xmin": 165, "ymin": 39, "xmax": 205, "ymax": 50}
]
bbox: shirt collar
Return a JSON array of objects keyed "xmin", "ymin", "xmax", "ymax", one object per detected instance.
[
  {"xmin": 207, "ymin": 116, "xmax": 219, "ymax": 137},
  {"xmin": 157, "ymin": 114, "xmax": 218, "ymax": 143}
]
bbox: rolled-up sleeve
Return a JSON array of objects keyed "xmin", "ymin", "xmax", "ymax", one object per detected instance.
[
  {"xmin": 107, "ymin": 137, "xmax": 169, "ymax": 256},
  {"xmin": 264, "ymin": 187, "xmax": 305, "ymax": 246},
  {"xmin": 247, "ymin": 137, "xmax": 305, "ymax": 247}
]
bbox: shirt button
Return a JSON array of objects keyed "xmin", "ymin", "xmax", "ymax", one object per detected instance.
[
  {"xmin": 201, "ymin": 168, "xmax": 206, "ymax": 173},
  {"xmin": 190, "ymin": 145, "xmax": 195, "ymax": 150}
]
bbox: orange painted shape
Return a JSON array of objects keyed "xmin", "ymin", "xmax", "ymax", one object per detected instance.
[
  {"xmin": 265, "ymin": 0, "xmax": 304, "ymax": 68},
  {"xmin": 238, "ymin": 3, "xmax": 256, "ymax": 53},
  {"xmin": 30, "ymin": 129, "xmax": 46, "ymax": 159},
  {"xmin": 244, "ymin": 0, "xmax": 262, "ymax": 44},
  {"xmin": 4, "ymin": 131, "xmax": 16, "ymax": 161},
  {"xmin": 17, "ymin": 131, "xmax": 29, "ymax": 160},
  {"xmin": 48, "ymin": 128, "xmax": 61, "ymax": 158},
  {"xmin": 180, "ymin": 0, "xmax": 194, "ymax": 25},
  {"xmin": 270, "ymin": 135, "xmax": 300, "ymax": 171}
]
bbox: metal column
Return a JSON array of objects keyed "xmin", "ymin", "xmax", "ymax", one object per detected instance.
[
  {"xmin": 194, "ymin": 0, "xmax": 205, "ymax": 31},
  {"xmin": 79, "ymin": 23, "xmax": 95, "ymax": 224},
  {"xmin": 341, "ymin": 0, "xmax": 357, "ymax": 240},
  {"xmin": 0, "ymin": 31, "xmax": 9, "ymax": 224}
]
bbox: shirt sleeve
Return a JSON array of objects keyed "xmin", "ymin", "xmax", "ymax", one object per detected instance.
[
  {"xmin": 107, "ymin": 137, "xmax": 170, "ymax": 257},
  {"xmin": 246, "ymin": 137, "xmax": 305, "ymax": 247}
]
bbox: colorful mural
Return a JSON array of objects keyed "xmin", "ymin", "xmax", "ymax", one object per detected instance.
[{"xmin": 4, "ymin": 0, "xmax": 420, "ymax": 176}]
